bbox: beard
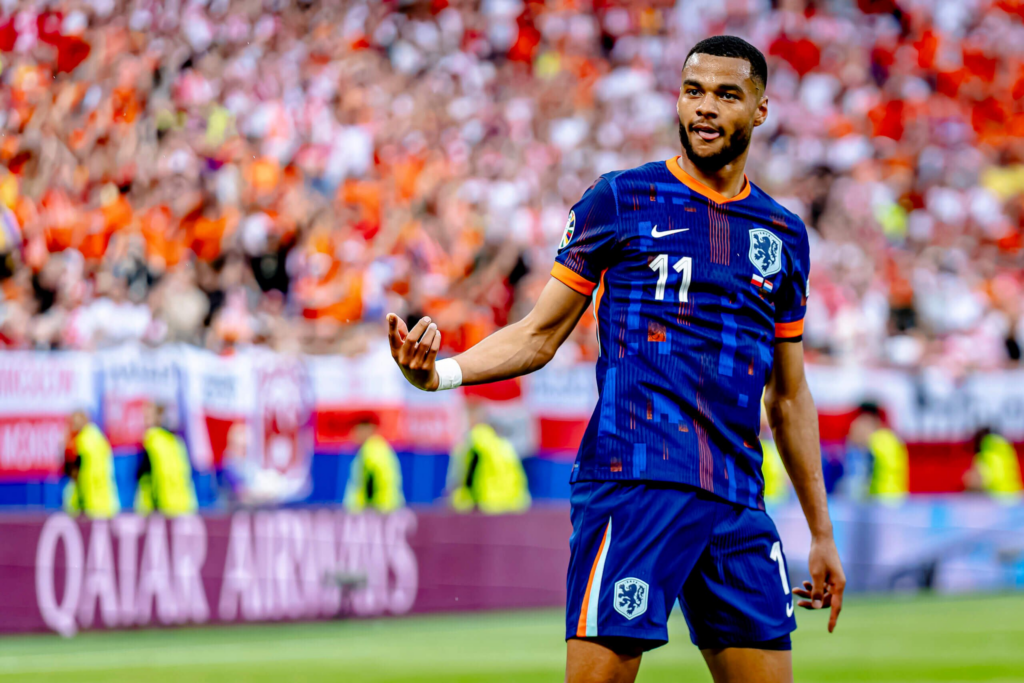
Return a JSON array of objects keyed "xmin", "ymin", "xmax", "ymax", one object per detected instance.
[{"xmin": 678, "ymin": 121, "xmax": 752, "ymax": 173}]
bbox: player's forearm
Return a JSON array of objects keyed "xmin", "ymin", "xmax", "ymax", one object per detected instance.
[
  {"xmin": 389, "ymin": 278, "xmax": 589, "ymax": 392},
  {"xmin": 767, "ymin": 381, "xmax": 833, "ymax": 539},
  {"xmin": 445, "ymin": 278, "xmax": 590, "ymax": 386},
  {"xmin": 452, "ymin": 316, "xmax": 563, "ymax": 386}
]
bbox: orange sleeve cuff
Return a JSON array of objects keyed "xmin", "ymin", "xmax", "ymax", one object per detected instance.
[
  {"xmin": 775, "ymin": 319, "xmax": 805, "ymax": 339},
  {"xmin": 551, "ymin": 262, "xmax": 597, "ymax": 296}
]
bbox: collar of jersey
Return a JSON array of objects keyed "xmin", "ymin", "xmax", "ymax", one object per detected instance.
[{"xmin": 667, "ymin": 156, "xmax": 751, "ymax": 204}]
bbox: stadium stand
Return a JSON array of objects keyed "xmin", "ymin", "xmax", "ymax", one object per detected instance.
[{"xmin": 0, "ymin": 0, "xmax": 1021, "ymax": 371}]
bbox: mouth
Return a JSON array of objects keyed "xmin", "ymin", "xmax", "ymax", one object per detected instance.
[{"xmin": 690, "ymin": 124, "xmax": 722, "ymax": 142}]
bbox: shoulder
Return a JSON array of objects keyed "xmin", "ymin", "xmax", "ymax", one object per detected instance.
[
  {"xmin": 141, "ymin": 428, "xmax": 158, "ymax": 450},
  {"xmin": 82, "ymin": 424, "xmax": 110, "ymax": 448},
  {"xmin": 574, "ymin": 173, "xmax": 618, "ymax": 216},
  {"xmin": 585, "ymin": 161, "xmax": 675, "ymax": 213},
  {"xmin": 746, "ymin": 181, "xmax": 808, "ymax": 245},
  {"xmin": 602, "ymin": 160, "xmax": 674, "ymax": 190}
]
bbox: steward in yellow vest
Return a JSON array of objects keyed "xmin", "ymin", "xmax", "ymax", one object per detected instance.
[
  {"xmin": 848, "ymin": 403, "xmax": 908, "ymax": 502},
  {"xmin": 135, "ymin": 404, "xmax": 198, "ymax": 517},
  {"xmin": 63, "ymin": 411, "xmax": 120, "ymax": 519},
  {"xmin": 867, "ymin": 428, "xmax": 909, "ymax": 501},
  {"xmin": 966, "ymin": 429, "xmax": 1023, "ymax": 501},
  {"xmin": 760, "ymin": 438, "xmax": 791, "ymax": 504},
  {"xmin": 343, "ymin": 416, "xmax": 405, "ymax": 513},
  {"xmin": 448, "ymin": 423, "xmax": 531, "ymax": 514}
]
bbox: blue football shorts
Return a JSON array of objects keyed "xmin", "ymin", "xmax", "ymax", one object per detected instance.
[{"xmin": 566, "ymin": 480, "xmax": 797, "ymax": 651}]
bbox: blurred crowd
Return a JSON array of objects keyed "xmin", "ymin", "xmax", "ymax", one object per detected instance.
[{"xmin": 0, "ymin": 0, "xmax": 1023, "ymax": 369}]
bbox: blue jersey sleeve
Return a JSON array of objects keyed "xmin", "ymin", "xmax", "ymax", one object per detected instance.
[
  {"xmin": 551, "ymin": 177, "xmax": 618, "ymax": 296},
  {"xmin": 774, "ymin": 224, "xmax": 810, "ymax": 342}
]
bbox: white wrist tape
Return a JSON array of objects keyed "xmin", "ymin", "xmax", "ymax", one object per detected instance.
[{"xmin": 435, "ymin": 358, "xmax": 463, "ymax": 391}]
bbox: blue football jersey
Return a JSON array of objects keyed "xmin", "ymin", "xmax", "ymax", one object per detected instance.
[{"xmin": 551, "ymin": 157, "xmax": 810, "ymax": 509}]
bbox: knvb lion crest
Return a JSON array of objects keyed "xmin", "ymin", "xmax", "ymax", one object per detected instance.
[
  {"xmin": 613, "ymin": 578, "xmax": 649, "ymax": 620},
  {"xmin": 748, "ymin": 228, "xmax": 783, "ymax": 278},
  {"xmin": 559, "ymin": 210, "xmax": 576, "ymax": 250}
]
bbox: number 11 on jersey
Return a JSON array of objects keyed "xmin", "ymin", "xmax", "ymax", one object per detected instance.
[{"xmin": 649, "ymin": 254, "xmax": 692, "ymax": 302}]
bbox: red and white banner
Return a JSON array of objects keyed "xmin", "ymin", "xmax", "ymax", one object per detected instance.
[
  {"xmin": 523, "ymin": 361, "xmax": 597, "ymax": 457},
  {"xmin": 0, "ymin": 352, "xmax": 94, "ymax": 478},
  {"xmin": 309, "ymin": 344, "xmax": 464, "ymax": 452},
  {"xmin": 0, "ymin": 345, "xmax": 1021, "ymax": 494},
  {"xmin": 182, "ymin": 347, "xmax": 314, "ymax": 503},
  {"xmin": 181, "ymin": 347, "xmax": 257, "ymax": 472},
  {"xmin": 96, "ymin": 346, "xmax": 180, "ymax": 450},
  {"xmin": 807, "ymin": 366, "xmax": 1024, "ymax": 443},
  {"xmin": 523, "ymin": 364, "xmax": 1024, "ymax": 461}
]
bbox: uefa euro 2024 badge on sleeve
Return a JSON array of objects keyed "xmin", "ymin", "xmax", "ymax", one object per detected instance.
[{"xmin": 559, "ymin": 210, "xmax": 576, "ymax": 250}]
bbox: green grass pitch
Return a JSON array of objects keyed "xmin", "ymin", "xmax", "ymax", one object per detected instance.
[{"xmin": 0, "ymin": 593, "xmax": 1022, "ymax": 682}]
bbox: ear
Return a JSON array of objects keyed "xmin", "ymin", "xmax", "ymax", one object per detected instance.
[{"xmin": 753, "ymin": 94, "xmax": 768, "ymax": 128}]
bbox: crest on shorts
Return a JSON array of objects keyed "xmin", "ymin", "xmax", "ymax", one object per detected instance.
[
  {"xmin": 613, "ymin": 578, "xmax": 648, "ymax": 620},
  {"xmin": 748, "ymin": 228, "xmax": 783, "ymax": 278},
  {"xmin": 559, "ymin": 210, "xmax": 576, "ymax": 250}
]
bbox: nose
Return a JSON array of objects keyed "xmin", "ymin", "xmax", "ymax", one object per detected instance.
[{"xmin": 695, "ymin": 92, "xmax": 718, "ymax": 120}]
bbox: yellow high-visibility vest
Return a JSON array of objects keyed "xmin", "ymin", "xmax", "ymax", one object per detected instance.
[
  {"xmin": 760, "ymin": 438, "xmax": 791, "ymax": 503},
  {"xmin": 65, "ymin": 423, "xmax": 120, "ymax": 519},
  {"xmin": 136, "ymin": 427, "xmax": 198, "ymax": 517},
  {"xmin": 975, "ymin": 434, "xmax": 1023, "ymax": 500},
  {"xmin": 344, "ymin": 435, "xmax": 405, "ymax": 513},
  {"xmin": 449, "ymin": 424, "xmax": 531, "ymax": 515},
  {"xmin": 868, "ymin": 428, "xmax": 909, "ymax": 501}
]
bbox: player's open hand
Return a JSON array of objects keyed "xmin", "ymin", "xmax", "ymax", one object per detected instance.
[
  {"xmin": 794, "ymin": 535, "xmax": 846, "ymax": 633},
  {"xmin": 387, "ymin": 313, "xmax": 441, "ymax": 392}
]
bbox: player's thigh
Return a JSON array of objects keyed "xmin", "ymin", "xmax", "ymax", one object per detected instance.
[
  {"xmin": 701, "ymin": 646, "xmax": 792, "ymax": 683},
  {"xmin": 678, "ymin": 503, "xmax": 796, "ymax": 649},
  {"xmin": 566, "ymin": 637, "xmax": 644, "ymax": 683}
]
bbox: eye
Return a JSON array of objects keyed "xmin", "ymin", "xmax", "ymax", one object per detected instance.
[
  {"xmin": 721, "ymin": 92, "xmax": 738, "ymax": 100},
  {"xmin": 686, "ymin": 88, "xmax": 701, "ymax": 96}
]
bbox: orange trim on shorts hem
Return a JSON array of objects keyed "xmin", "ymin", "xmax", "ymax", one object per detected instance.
[
  {"xmin": 575, "ymin": 522, "xmax": 610, "ymax": 638},
  {"xmin": 775, "ymin": 319, "xmax": 805, "ymax": 338},
  {"xmin": 552, "ymin": 262, "xmax": 597, "ymax": 297},
  {"xmin": 666, "ymin": 157, "xmax": 750, "ymax": 204}
]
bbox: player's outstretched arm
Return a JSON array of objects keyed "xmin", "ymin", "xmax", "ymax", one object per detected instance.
[
  {"xmin": 386, "ymin": 277, "xmax": 592, "ymax": 392},
  {"xmin": 765, "ymin": 341, "xmax": 846, "ymax": 633}
]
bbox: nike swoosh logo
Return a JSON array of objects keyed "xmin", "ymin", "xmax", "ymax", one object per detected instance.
[
  {"xmin": 786, "ymin": 602, "xmax": 794, "ymax": 617},
  {"xmin": 651, "ymin": 224, "xmax": 689, "ymax": 238}
]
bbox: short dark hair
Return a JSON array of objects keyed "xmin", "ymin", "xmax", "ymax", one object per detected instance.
[
  {"xmin": 684, "ymin": 35, "xmax": 768, "ymax": 92},
  {"xmin": 857, "ymin": 402, "xmax": 882, "ymax": 417}
]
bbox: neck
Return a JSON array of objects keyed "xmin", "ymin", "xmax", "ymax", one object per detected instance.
[{"xmin": 677, "ymin": 150, "xmax": 749, "ymax": 199}]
